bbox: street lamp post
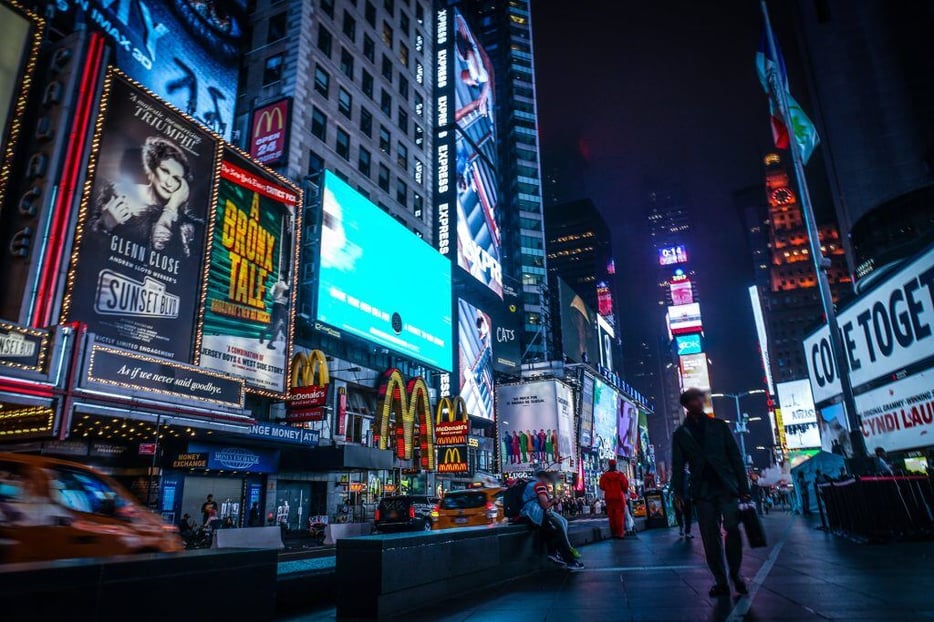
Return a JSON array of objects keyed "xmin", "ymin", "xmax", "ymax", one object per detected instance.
[{"xmin": 711, "ymin": 390, "xmax": 767, "ymax": 470}]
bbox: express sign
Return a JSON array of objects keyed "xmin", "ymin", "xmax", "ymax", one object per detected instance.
[{"xmin": 804, "ymin": 246, "xmax": 934, "ymax": 404}]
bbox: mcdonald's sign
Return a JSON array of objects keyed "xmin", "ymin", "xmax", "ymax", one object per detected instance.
[
  {"xmin": 374, "ymin": 368, "xmax": 436, "ymax": 471},
  {"xmin": 286, "ymin": 349, "xmax": 329, "ymax": 422},
  {"xmin": 435, "ymin": 396, "xmax": 469, "ymax": 473},
  {"xmin": 249, "ymin": 98, "xmax": 291, "ymax": 165},
  {"xmin": 438, "ymin": 447, "xmax": 468, "ymax": 473}
]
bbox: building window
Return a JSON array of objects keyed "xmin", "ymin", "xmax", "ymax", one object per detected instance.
[
  {"xmin": 381, "ymin": 54, "xmax": 393, "ymax": 81},
  {"xmin": 361, "ymin": 69, "xmax": 374, "ymax": 98},
  {"xmin": 338, "ymin": 88, "xmax": 353, "ymax": 118},
  {"xmin": 378, "ymin": 163, "xmax": 390, "ymax": 191},
  {"xmin": 414, "ymin": 123, "xmax": 423, "ymax": 148},
  {"xmin": 379, "ymin": 126, "xmax": 391, "ymax": 153},
  {"xmin": 311, "ymin": 106, "xmax": 327, "ymax": 140},
  {"xmin": 360, "ymin": 107, "xmax": 373, "ymax": 137},
  {"xmin": 414, "ymin": 92, "xmax": 423, "ymax": 117},
  {"xmin": 364, "ymin": 1, "xmax": 376, "ymax": 26},
  {"xmin": 398, "ymin": 76, "xmax": 409, "ymax": 98},
  {"xmin": 382, "ymin": 21, "xmax": 393, "ymax": 47},
  {"xmin": 413, "ymin": 157, "xmax": 423, "ymax": 185},
  {"xmin": 415, "ymin": 60, "xmax": 423, "ymax": 85},
  {"xmin": 363, "ymin": 35, "xmax": 375, "ymax": 63},
  {"xmin": 397, "ymin": 106, "xmax": 408, "ymax": 133},
  {"xmin": 336, "ymin": 127, "xmax": 350, "ymax": 160},
  {"xmin": 358, "ymin": 147, "xmax": 371, "ymax": 176},
  {"xmin": 399, "ymin": 42, "xmax": 409, "ymax": 68},
  {"xmin": 263, "ymin": 54, "xmax": 284, "ymax": 86},
  {"xmin": 396, "ymin": 177, "xmax": 407, "ymax": 206},
  {"xmin": 415, "ymin": 3, "xmax": 424, "ymax": 24},
  {"xmin": 317, "ymin": 24, "xmax": 332, "ymax": 57},
  {"xmin": 396, "ymin": 142, "xmax": 407, "ymax": 169},
  {"xmin": 399, "ymin": 11, "xmax": 410, "ymax": 35},
  {"xmin": 267, "ymin": 12, "xmax": 287, "ymax": 43},
  {"xmin": 384, "ymin": 0, "xmax": 394, "ymax": 16},
  {"xmin": 380, "ymin": 89, "xmax": 392, "ymax": 116},
  {"xmin": 308, "ymin": 149, "xmax": 324, "ymax": 175},
  {"xmin": 314, "ymin": 65, "xmax": 330, "ymax": 97},
  {"xmin": 342, "ymin": 11, "xmax": 356, "ymax": 40},
  {"xmin": 340, "ymin": 48, "xmax": 354, "ymax": 78},
  {"xmin": 320, "ymin": 0, "xmax": 334, "ymax": 18},
  {"xmin": 413, "ymin": 192, "xmax": 423, "ymax": 218}
]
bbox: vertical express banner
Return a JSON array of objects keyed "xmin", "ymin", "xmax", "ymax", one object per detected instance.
[
  {"xmin": 199, "ymin": 150, "xmax": 298, "ymax": 393},
  {"xmin": 66, "ymin": 72, "xmax": 217, "ymax": 362}
]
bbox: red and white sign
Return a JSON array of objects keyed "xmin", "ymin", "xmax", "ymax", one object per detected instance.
[
  {"xmin": 249, "ymin": 98, "xmax": 290, "ymax": 165},
  {"xmin": 287, "ymin": 385, "xmax": 328, "ymax": 422},
  {"xmin": 855, "ymin": 369, "xmax": 934, "ymax": 452},
  {"xmin": 671, "ymin": 280, "xmax": 693, "ymax": 305},
  {"xmin": 435, "ymin": 420, "xmax": 469, "ymax": 446},
  {"xmin": 669, "ymin": 303, "xmax": 702, "ymax": 335},
  {"xmin": 138, "ymin": 443, "xmax": 157, "ymax": 456}
]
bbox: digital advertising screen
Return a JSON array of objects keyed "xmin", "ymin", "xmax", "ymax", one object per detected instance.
[
  {"xmin": 675, "ymin": 334, "xmax": 703, "ymax": 356},
  {"xmin": 452, "ymin": 9, "xmax": 501, "ymax": 297},
  {"xmin": 558, "ymin": 278, "xmax": 599, "ymax": 364},
  {"xmin": 777, "ymin": 379, "xmax": 820, "ymax": 449},
  {"xmin": 597, "ymin": 314, "xmax": 616, "ymax": 372},
  {"xmin": 670, "ymin": 279, "xmax": 693, "ymax": 305},
  {"xmin": 0, "ymin": 2, "xmax": 36, "ymax": 171},
  {"xmin": 818, "ymin": 402, "xmax": 851, "ymax": 456},
  {"xmin": 199, "ymin": 149, "xmax": 299, "ymax": 393},
  {"xmin": 579, "ymin": 373, "xmax": 595, "ymax": 448},
  {"xmin": 679, "ymin": 353, "xmax": 711, "ymax": 391},
  {"xmin": 658, "ymin": 245, "xmax": 688, "ymax": 266},
  {"xmin": 490, "ymin": 293, "xmax": 521, "ymax": 374},
  {"xmin": 669, "ymin": 303, "xmax": 702, "ymax": 335},
  {"xmin": 497, "ymin": 380, "xmax": 576, "ymax": 471},
  {"xmin": 66, "ymin": 72, "xmax": 217, "ymax": 362},
  {"xmin": 854, "ymin": 369, "xmax": 934, "ymax": 453},
  {"xmin": 458, "ymin": 298, "xmax": 494, "ymax": 420},
  {"xmin": 597, "ymin": 281, "xmax": 614, "ymax": 317},
  {"xmin": 592, "ymin": 377, "xmax": 618, "ymax": 459},
  {"xmin": 53, "ymin": 0, "xmax": 248, "ymax": 140},
  {"xmin": 617, "ymin": 398, "xmax": 638, "ymax": 459},
  {"xmin": 317, "ymin": 171, "xmax": 452, "ymax": 371}
]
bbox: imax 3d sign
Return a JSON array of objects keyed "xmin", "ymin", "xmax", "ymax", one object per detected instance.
[{"xmin": 804, "ymin": 246, "xmax": 934, "ymax": 404}]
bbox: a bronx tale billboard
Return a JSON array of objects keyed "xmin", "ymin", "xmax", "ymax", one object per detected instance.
[{"xmin": 64, "ymin": 71, "xmax": 218, "ymax": 362}]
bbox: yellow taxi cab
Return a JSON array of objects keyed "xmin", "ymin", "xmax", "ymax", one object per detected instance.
[
  {"xmin": 0, "ymin": 452, "xmax": 182, "ymax": 563},
  {"xmin": 431, "ymin": 486, "xmax": 504, "ymax": 530}
]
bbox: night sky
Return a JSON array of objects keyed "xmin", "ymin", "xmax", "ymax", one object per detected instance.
[{"xmin": 532, "ymin": 0, "xmax": 827, "ymax": 456}]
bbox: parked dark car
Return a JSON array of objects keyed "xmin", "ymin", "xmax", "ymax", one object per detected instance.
[{"xmin": 374, "ymin": 495, "xmax": 437, "ymax": 532}]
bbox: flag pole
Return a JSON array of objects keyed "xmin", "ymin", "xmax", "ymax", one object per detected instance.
[{"xmin": 759, "ymin": 0, "xmax": 867, "ymax": 460}]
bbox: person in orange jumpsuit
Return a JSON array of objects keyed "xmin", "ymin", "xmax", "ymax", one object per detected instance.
[{"xmin": 599, "ymin": 459, "xmax": 629, "ymax": 538}]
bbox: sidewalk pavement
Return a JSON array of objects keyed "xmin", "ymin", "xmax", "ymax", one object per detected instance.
[{"xmin": 285, "ymin": 510, "xmax": 934, "ymax": 621}]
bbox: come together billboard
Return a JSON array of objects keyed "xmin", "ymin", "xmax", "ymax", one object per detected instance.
[
  {"xmin": 317, "ymin": 172, "xmax": 452, "ymax": 371},
  {"xmin": 198, "ymin": 148, "xmax": 299, "ymax": 393},
  {"xmin": 498, "ymin": 380, "xmax": 577, "ymax": 472},
  {"xmin": 435, "ymin": 7, "xmax": 502, "ymax": 297},
  {"xmin": 65, "ymin": 72, "xmax": 217, "ymax": 362}
]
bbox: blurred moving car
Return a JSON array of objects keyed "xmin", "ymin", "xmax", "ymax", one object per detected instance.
[
  {"xmin": 0, "ymin": 453, "xmax": 182, "ymax": 563},
  {"xmin": 432, "ymin": 487, "xmax": 503, "ymax": 530},
  {"xmin": 374, "ymin": 495, "xmax": 438, "ymax": 532}
]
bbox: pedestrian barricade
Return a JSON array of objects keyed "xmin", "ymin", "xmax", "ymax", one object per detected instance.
[{"xmin": 818, "ymin": 476, "xmax": 934, "ymax": 541}]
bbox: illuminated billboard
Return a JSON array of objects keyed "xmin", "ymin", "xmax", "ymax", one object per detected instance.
[
  {"xmin": 669, "ymin": 303, "xmax": 702, "ymax": 335},
  {"xmin": 679, "ymin": 353, "xmax": 711, "ymax": 391},
  {"xmin": 199, "ymin": 149, "xmax": 299, "ymax": 393},
  {"xmin": 490, "ymin": 293, "xmax": 521, "ymax": 374},
  {"xmin": 658, "ymin": 245, "xmax": 688, "ymax": 266},
  {"xmin": 317, "ymin": 171, "xmax": 452, "ymax": 371},
  {"xmin": 53, "ymin": 1, "xmax": 248, "ymax": 139},
  {"xmin": 458, "ymin": 298, "xmax": 494, "ymax": 420},
  {"xmin": 597, "ymin": 314, "xmax": 616, "ymax": 372},
  {"xmin": 777, "ymin": 379, "xmax": 821, "ymax": 449},
  {"xmin": 558, "ymin": 279, "xmax": 599, "ymax": 364},
  {"xmin": 434, "ymin": 7, "xmax": 502, "ymax": 297},
  {"xmin": 597, "ymin": 281, "xmax": 614, "ymax": 317},
  {"xmin": 497, "ymin": 380, "xmax": 577, "ymax": 471},
  {"xmin": 675, "ymin": 334, "xmax": 703, "ymax": 356},
  {"xmin": 65, "ymin": 72, "xmax": 217, "ymax": 362},
  {"xmin": 670, "ymin": 279, "xmax": 693, "ymax": 305},
  {"xmin": 617, "ymin": 398, "xmax": 638, "ymax": 459},
  {"xmin": 579, "ymin": 373, "xmax": 595, "ymax": 448},
  {"xmin": 592, "ymin": 377, "xmax": 618, "ymax": 459}
]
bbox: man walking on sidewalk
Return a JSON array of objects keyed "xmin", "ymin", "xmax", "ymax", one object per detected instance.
[
  {"xmin": 671, "ymin": 388, "xmax": 751, "ymax": 597},
  {"xmin": 599, "ymin": 459, "xmax": 629, "ymax": 539}
]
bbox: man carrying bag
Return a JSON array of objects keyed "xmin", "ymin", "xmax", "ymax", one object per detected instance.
[{"xmin": 671, "ymin": 388, "xmax": 752, "ymax": 598}]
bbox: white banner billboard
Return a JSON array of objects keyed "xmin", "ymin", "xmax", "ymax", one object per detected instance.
[
  {"xmin": 777, "ymin": 379, "xmax": 821, "ymax": 449},
  {"xmin": 854, "ymin": 369, "xmax": 934, "ymax": 453},
  {"xmin": 804, "ymin": 246, "xmax": 934, "ymax": 404},
  {"xmin": 679, "ymin": 353, "xmax": 711, "ymax": 391},
  {"xmin": 497, "ymin": 380, "xmax": 577, "ymax": 472}
]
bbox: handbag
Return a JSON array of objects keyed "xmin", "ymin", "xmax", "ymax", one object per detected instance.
[{"xmin": 738, "ymin": 502, "xmax": 767, "ymax": 548}]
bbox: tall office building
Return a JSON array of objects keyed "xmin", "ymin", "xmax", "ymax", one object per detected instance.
[
  {"xmin": 457, "ymin": 0, "xmax": 550, "ymax": 362},
  {"xmin": 756, "ymin": 153, "xmax": 851, "ymax": 384},
  {"xmin": 793, "ymin": 0, "xmax": 934, "ymax": 285}
]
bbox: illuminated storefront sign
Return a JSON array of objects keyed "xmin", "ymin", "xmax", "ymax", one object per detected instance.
[
  {"xmin": 286, "ymin": 349, "xmax": 329, "ymax": 422},
  {"xmin": 0, "ymin": 322, "xmax": 49, "ymax": 372},
  {"xmin": 435, "ymin": 396, "xmax": 469, "ymax": 473},
  {"xmin": 249, "ymin": 98, "xmax": 290, "ymax": 166},
  {"xmin": 375, "ymin": 369, "xmax": 436, "ymax": 471},
  {"xmin": 0, "ymin": 406, "xmax": 55, "ymax": 439}
]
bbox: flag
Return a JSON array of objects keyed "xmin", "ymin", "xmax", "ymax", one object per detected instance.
[{"xmin": 755, "ymin": 30, "xmax": 820, "ymax": 163}]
